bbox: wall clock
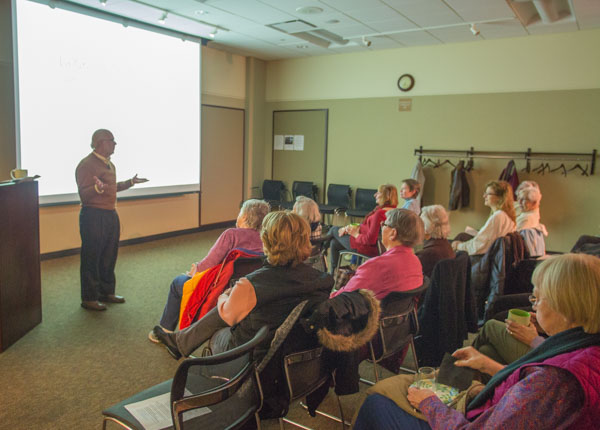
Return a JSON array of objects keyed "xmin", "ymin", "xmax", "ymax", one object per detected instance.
[{"xmin": 398, "ymin": 74, "xmax": 415, "ymax": 92}]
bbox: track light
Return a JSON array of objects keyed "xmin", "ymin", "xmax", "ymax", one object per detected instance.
[
  {"xmin": 158, "ymin": 11, "xmax": 168, "ymax": 25},
  {"xmin": 361, "ymin": 36, "xmax": 372, "ymax": 47},
  {"xmin": 470, "ymin": 24, "xmax": 480, "ymax": 36},
  {"xmin": 209, "ymin": 28, "xmax": 217, "ymax": 38},
  {"xmin": 100, "ymin": 0, "xmax": 107, "ymax": 6}
]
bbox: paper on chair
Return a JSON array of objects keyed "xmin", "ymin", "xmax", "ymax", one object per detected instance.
[{"xmin": 124, "ymin": 390, "xmax": 210, "ymax": 430}]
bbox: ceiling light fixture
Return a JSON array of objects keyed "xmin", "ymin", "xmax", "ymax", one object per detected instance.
[
  {"xmin": 100, "ymin": 0, "xmax": 107, "ymax": 6},
  {"xmin": 470, "ymin": 23, "xmax": 480, "ymax": 36},
  {"xmin": 362, "ymin": 36, "xmax": 372, "ymax": 47},
  {"xmin": 158, "ymin": 11, "xmax": 168, "ymax": 25},
  {"xmin": 295, "ymin": 6, "xmax": 324, "ymax": 15},
  {"xmin": 208, "ymin": 28, "xmax": 217, "ymax": 38}
]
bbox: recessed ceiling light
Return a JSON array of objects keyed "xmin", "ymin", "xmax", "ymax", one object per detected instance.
[
  {"xmin": 326, "ymin": 19, "xmax": 340, "ymax": 24},
  {"xmin": 296, "ymin": 6, "xmax": 323, "ymax": 15},
  {"xmin": 194, "ymin": 10, "xmax": 207, "ymax": 15}
]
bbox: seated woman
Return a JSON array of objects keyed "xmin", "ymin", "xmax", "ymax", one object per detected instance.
[
  {"xmin": 331, "ymin": 209, "xmax": 423, "ymax": 300},
  {"xmin": 354, "ymin": 253, "xmax": 600, "ymax": 429},
  {"xmin": 400, "ymin": 178, "xmax": 421, "ymax": 214},
  {"xmin": 328, "ymin": 184, "xmax": 397, "ymax": 273},
  {"xmin": 451, "ymin": 180, "xmax": 516, "ymax": 256},
  {"xmin": 148, "ymin": 199, "xmax": 270, "ymax": 342},
  {"xmin": 516, "ymin": 186, "xmax": 547, "ymax": 257},
  {"xmin": 471, "ymin": 310, "xmax": 544, "ymax": 366},
  {"xmin": 153, "ymin": 211, "xmax": 333, "ymax": 359},
  {"xmin": 416, "ymin": 205, "xmax": 455, "ymax": 278},
  {"xmin": 514, "ymin": 180, "xmax": 539, "ymax": 216},
  {"xmin": 292, "ymin": 195, "xmax": 322, "ymax": 241}
]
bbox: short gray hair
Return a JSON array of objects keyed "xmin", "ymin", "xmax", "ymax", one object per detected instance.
[
  {"xmin": 292, "ymin": 196, "xmax": 321, "ymax": 223},
  {"xmin": 240, "ymin": 199, "xmax": 270, "ymax": 230},
  {"xmin": 518, "ymin": 186, "xmax": 542, "ymax": 206},
  {"xmin": 386, "ymin": 208, "xmax": 424, "ymax": 247},
  {"xmin": 516, "ymin": 180, "xmax": 540, "ymax": 195},
  {"xmin": 420, "ymin": 205, "xmax": 451, "ymax": 239},
  {"xmin": 91, "ymin": 129, "xmax": 112, "ymax": 149}
]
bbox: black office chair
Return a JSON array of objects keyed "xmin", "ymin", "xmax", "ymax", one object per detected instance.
[
  {"xmin": 261, "ymin": 179, "xmax": 286, "ymax": 208},
  {"xmin": 346, "ymin": 188, "xmax": 377, "ymax": 222},
  {"xmin": 318, "ymin": 184, "xmax": 351, "ymax": 223},
  {"xmin": 360, "ymin": 280, "xmax": 430, "ymax": 385},
  {"xmin": 102, "ymin": 326, "xmax": 269, "ymax": 430},
  {"xmin": 281, "ymin": 181, "xmax": 318, "ymax": 209}
]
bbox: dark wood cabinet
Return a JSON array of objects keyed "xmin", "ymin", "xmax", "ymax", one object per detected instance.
[{"xmin": 0, "ymin": 180, "xmax": 42, "ymax": 352}]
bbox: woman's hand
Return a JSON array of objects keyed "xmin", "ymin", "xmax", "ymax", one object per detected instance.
[
  {"xmin": 186, "ymin": 263, "xmax": 197, "ymax": 277},
  {"xmin": 453, "ymin": 346, "xmax": 505, "ymax": 376},
  {"xmin": 505, "ymin": 319, "xmax": 539, "ymax": 345},
  {"xmin": 346, "ymin": 224, "xmax": 360, "ymax": 238},
  {"xmin": 407, "ymin": 387, "xmax": 436, "ymax": 409},
  {"xmin": 338, "ymin": 227, "xmax": 347, "ymax": 237},
  {"xmin": 451, "ymin": 240, "xmax": 462, "ymax": 251}
]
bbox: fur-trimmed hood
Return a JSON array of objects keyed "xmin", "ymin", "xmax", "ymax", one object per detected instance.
[{"xmin": 300, "ymin": 289, "xmax": 381, "ymax": 352}]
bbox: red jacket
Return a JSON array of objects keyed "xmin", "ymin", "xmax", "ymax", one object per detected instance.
[
  {"xmin": 179, "ymin": 249, "xmax": 262, "ymax": 329},
  {"xmin": 350, "ymin": 205, "xmax": 395, "ymax": 256}
]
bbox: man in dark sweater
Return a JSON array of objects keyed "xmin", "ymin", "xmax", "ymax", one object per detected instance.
[{"xmin": 75, "ymin": 129, "xmax": 147, "ymax": 311}]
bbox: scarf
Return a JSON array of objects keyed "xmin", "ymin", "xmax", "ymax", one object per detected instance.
[{"xmin": 468, "ymin": 326, "xmax": 600, "ymax": 411}]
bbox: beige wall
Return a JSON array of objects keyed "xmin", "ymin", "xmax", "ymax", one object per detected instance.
[{"xmin": 264, "ymin": 31, "xmax": 600, "ymax": 252}]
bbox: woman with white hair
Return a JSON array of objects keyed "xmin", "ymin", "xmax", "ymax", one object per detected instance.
[
  {"xmin": 293, "ymin": 195, "xmax": 322, "ymax": 241},
  {"xmin": 516, "ymin": 186, "xmax": 547, "ymax": 257},
  {"xmin": 416, "ymin": 205, "xmax": 455, "ymax": 278}
]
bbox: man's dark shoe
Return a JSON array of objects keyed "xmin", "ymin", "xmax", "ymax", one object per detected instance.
[
  {"xmin": 153, "ymin": 326, "xmax": 182, "ymax": 360},
  {"xmin": 81, "ymin": 301, "xmax": 107, "ymax": 311},
  {"xmin": 99, "ymin": 294, "xmax": 125, "ymax": 303}
]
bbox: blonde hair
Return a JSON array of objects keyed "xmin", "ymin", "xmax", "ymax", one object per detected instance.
[
  {"xmin": 386, "ymin": 209, "xmax": 424, "ymax": 247},
  {"xmin": 420, "ymin": 205, "xmax": 451, "ymax": 239},
  {"xmin": 378, "ymin": 184, "xmax": 399, "ymax": 207},
  {"xmin": 261, "ymin": 211, "xmax": 312, "ymax": 267},
  {"xmin": 485, "ymin": 180, "xmax": 516, "ymax": 223},
  {"xmin": 293, "ymin": 196, "xmax": 321, "ymax": 224},
  {"xmin": 532, "ymin": 253, "xmax": 600, "ymax": 333}
]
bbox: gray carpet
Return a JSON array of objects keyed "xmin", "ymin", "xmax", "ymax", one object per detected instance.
[{"xmin": 0, "ymin": 228, "xmax": 411, "ymax": 429}]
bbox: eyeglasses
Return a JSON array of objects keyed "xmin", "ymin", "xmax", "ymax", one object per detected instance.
[{"xmin": 528, "ymin": 294, "xmax": 538, "ymax": 305}]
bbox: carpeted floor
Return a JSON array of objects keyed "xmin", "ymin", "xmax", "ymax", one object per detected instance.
[{"xmin": 0, "ymin": 227, "xmax": 409, "ymax": 429}]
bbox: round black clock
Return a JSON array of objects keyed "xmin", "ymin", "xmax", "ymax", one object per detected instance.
[{"xmin": 397, "ymin": 74, "xmax": 415, "ymax": 92}]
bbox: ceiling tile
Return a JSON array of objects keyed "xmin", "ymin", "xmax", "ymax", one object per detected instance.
[
  {"xmin": 366, "ymin": 18, "xmax": 418, "ymax": 33},
  {"xmin": 328, "ymin": 23, "xmax": 379, "ymax": 37},
  {"xmin": 444, "ymin": 0, "xmax": 516, "ymax": 22},
  {"xmin": 320, "ymin": 0, "xmax": 384, "ymax": 10},
  {"xmin": 526, "ymin": 19, "xmax": 579, "ymax": 35},
  {"xmin": 202, "ymin": 0, "xmax": 296, "ymax": 25},
  {"xmin": 344, "ymin": 5, "xmax": 404, "ymax": 22},
  {"xmin": 478, "ymin": 19, "xmax": 528, "ymax": 39},
  {"xmin": 387, "ymin": 30, "xmax": 442, "ymax": 46},
  {"xmin": 427, "ymin": 25, "xmax": 479, "ymax": 44},
  {"xmin": 384, "ymin": 0, "xmax": 463, "ymax": 27},
  {"xmin": 573, "ymin": 0, "xmax": 600, "ymax": 30}
]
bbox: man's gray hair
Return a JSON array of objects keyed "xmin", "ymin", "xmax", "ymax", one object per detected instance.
[
  {"xmin": 420, "ymin": 205, "xmax": 451, "ymax": 239},
  {"xmin": 91, "ymin": 129, "xmax": 111, "ymax": 149},
  {"xmin": 293, "ymin": 196, "xmax": 321, "ymax": 223},
  {"xmin": 385, "ymin": 208, "xmax": 424, "ymax": 247},
  {"xmin": 241, "ymin": 199, "xmax": 270, "ymax": 230}
]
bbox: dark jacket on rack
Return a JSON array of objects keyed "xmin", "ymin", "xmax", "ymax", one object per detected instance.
[
  {"xmin": 499, "ymin": 160, "xmax": 519, "ymax": 198},
  {"xmin": 416, "ymin": 252, "xmax": 478, "ymax": 367},
  {"xmin": 449, "ymin": 160, "xmax": 470, "ymax": 210},
  {"xmin": 470, "ymin": 232, "xmax": 526, "ymax": 324}
]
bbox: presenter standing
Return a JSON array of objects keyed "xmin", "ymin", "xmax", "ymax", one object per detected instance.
[{"xmin": 75, "ymin": 129, "xmax": 147, "ymax": 311}]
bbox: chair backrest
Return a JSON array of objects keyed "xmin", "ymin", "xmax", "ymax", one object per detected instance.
[
  {"xmin": 354, "ymin": 188, "xmax": 377, "ymax": 211},
  {"xmin": 372, "ymin": 280, "xmax": 430, "ymax": 361},
  {"xmin": 262, "ymin": 180, "xmax": 285, "ymax": 203},
  {"xmin": 170, "ymin": 326, "xmax": 269, "ymax": 430},
  {"xmin": 229, "ymin": 255, "xmax": 264, "ymax": 287},
  {"xmin": 326, "ymin": 184, "xmax": 351, "ymax": 207},
  {"xmin": 283, "ymin": 347, "xmax": 329, "ymax": 401},
  {"xmin": 292, "ymin": 181, "xmax": 316, "ymax": 200}
]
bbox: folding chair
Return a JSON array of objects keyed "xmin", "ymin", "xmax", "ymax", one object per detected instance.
[
  {"xmin": 262, "ymin": 180, "xmax": 286, "ymax": 209},
  {"xmin": 318, "ymin": 184, "xmax": 351, "ymax": 224},
  {"xmin": 346, "ymin": 188, "xmax": 377, "ymax": 222},
  {"xmin": 281, "ymin": 181, "xmax": 318, "ymax": 209},
  {"xmin": 102, "ymin": 326, "xmax": 268, "ymax": 430}
]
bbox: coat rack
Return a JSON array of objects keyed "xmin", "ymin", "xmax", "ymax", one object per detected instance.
[{"xmin": 414, "ymin": 146, "xmax": 597, "ymax": 176}]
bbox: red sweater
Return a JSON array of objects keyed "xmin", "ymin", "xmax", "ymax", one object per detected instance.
[{"xmin": 350, "ymin": 205, "xmax": 395, "ymax": 256}]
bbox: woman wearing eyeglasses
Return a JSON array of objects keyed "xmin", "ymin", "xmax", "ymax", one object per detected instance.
[
  {"xmin": 451, "ymin": 180, "xmax": 516, "ymax": 255},
  {"xmin": 354, "ymin": 253, "xmax": 600, "ymax": 430}
]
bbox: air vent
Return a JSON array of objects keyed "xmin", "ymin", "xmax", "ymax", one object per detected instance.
[{"xmin": 268, "ymin": 19, "xmax": 348, "ymax": 48}]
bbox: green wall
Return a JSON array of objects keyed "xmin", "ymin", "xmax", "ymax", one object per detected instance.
[{"xmin": 266, "ymin": 89, "xmax": 600, "ymax": 252}]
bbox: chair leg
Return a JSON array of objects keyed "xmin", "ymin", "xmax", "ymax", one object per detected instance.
[
  {"xmin": 255, "ymin": 412, "xmax": 262, "ymax": 430},
  {"xmin": 102, "ymin": 417, "xmax": 134, "ymax": 430}
]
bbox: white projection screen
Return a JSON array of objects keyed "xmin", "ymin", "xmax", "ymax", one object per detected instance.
[{"xmin": 15, "ymin": 0, "xmax": 201, "ymax": 204}]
